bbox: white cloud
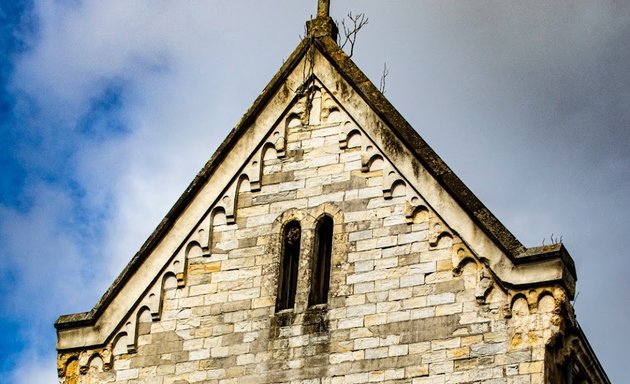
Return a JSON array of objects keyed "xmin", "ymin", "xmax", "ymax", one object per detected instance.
[
  {"xmin": 3, "ymin": 1, "xmax": 628, "ymax": 381},
  {"xmin": 10, "ymin": 350, "xmax": 57, "ymax": 384},
  {"xmin": 2, "ymin": 4, "xmax": 310, "ymax": 374},
  {"xmin": 0, "ymin": 183, "xmax": 92, "ymax": 315}
]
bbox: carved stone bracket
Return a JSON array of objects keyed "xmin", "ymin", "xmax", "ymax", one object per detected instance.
[
  {"xmin": 428, "ymin": 216, "xmax": 452, "ymax": 247},
  {"xmin": 58, "ymin": 347, "xmax": 111, "ymax": 378},
  {"xmin": 405, "ymin": 197, "xmax": 429, "ymax": 225},
  {"xmin": 505, "ymin": 286, "xmax": 568, "ymax": 319},
  {"xmin": 475, "ymin": 270, "xmax": 494, "ymax": 304}
]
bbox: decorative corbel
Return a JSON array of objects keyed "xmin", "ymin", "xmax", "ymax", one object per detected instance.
[
  {"xmin": 475, "ymin": 269, "xmax": 494, "ymax": 304},
  {"xmin": 429, "ymin": 216, "xmax": 452, "ymax": 247}
]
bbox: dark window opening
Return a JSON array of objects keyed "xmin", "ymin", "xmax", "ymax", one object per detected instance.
[
  {"xmin": 309, "ymin": 216, "xmax": 333, "ymax": 306},
  {"xmin": 564, "ymin": 359, "xmax": 574, "ymax": 384},
  {"xmin": 277, "ymin": 221, "xmax": 301, "ymax": 311}
]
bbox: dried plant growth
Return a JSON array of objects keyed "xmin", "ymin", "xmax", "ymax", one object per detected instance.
[
  {"xmin": 379, "ymin": 62, "xmax": 388, "ymax": 95},
  {"xmin": 337, "ymin": 12, "xmax": 369, "ymax": 58}
]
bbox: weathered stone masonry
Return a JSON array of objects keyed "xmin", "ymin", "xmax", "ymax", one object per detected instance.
[{"xmin": 56, "ymin": 6, "xmax": 609, "ymax": 384}]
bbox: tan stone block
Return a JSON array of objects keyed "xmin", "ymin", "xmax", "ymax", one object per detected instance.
[
  {"xmin": 427, "ymin": 293, "xmax": 455, "ymax": 306},
  {"xmin": 270, "ymin": 198, "xmax": 308, "ymax": 213},
  {"xmin": 519, "ymin": 361, "xmax": 543, "ymax": 374},
  {"xmin": 376, "ymin": 301, "xmax": 401, "ymax": 313},
  {"xmin": 189, "ymin": 262, "xmax": 221, "ymax": 275},
  {"xmin": 446, "ymin": 346, "xmax": 469, "ymax": 359},
  {"xmin": 345, "ymin": 294, "xmax": 366, "ymax": 306},
  {"xmin": 228, "ymin": 287, "xmax": 259, "ymax": 302},
  {"xmin": 364, "ymin": 313, "xmax": 387, "ymax": 326},
  {"xmin": 237, "ymin": 204, "xmax": 270, "ymax": 217},
  {"xmin": 365, "ymin": 347, "xmax": 388, "ymax": 359},
  {"xmin": 431, "ymin": 337, "xmax": 461, "ymax": 351},
  {"xmin": 435, "ymin": 302, "xmax": 463, "ymax": 316},
  {"xmin": 373, "ymin": 278, "xmax": 400, "ymax": 291},
  {"xmin": 387, "ymin": 310, "xmax": 411, "ymax": 323},
  {"xmin": 388, "ymin": 344, "xmax": 409, "ymax": 357},
  {"xmin": 402, "ymin": 296, "xmax": 427, "ymax": 309},
  {"xmin": 461, "ymin": 334, "xmax": 484, "ymax": 346},
  {"xmin": 383, "ymin": 214, "xmax": 406, "ymax": 226},
  {"xmin": 374, "ymin": 256, "xmax": 398, "ymax": 269},
  {"xmin": 252, "ymin": 296, "xmax": 275, "ymax": 309},
  {"xmin": 354, "ymin": 259, "xmax": 375, "ymax": 272},
  {"xmin": 389, "ymin": 287, "xmax": 413, "ymax": 301},
  {"xmin": 410, "ymin": 307, "xmax": 435, "ymax": 320},
  {"xmin": 189, "ymin": 283, "xmax": 217, "ymax": 297},
  {"xmin": 348, "ymin": 249, "xmax": 381, "ymax": 262},
  {"xmin": 337, "ymin": 317, "xmax": 364, "ymax": 329},
  {"xmin": 384, "ymin": 368, "xmax": 406, "ymax": 380},
  {"xmin": 346, "ymin": 303, "xmax": 376, "ymax": 317}
]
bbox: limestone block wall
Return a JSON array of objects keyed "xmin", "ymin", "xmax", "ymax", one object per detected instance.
[{"xmin": 58, "ymin": 87, "xmax": 569, "ymax": 384}]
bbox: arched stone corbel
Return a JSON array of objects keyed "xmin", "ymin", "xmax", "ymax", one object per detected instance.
[
  {"xmin": 243, "ymin": 158, "xmax": 262, "ymax": 192},
  {"xmin": 451, "ymin": 242, "xmax": 494, "ymax": 304},
  {"xmin": 339, "ymin": 121, "xmax": 360, "ymax": 149},
  {"xmin": 361, "ymin": 148, "xmax": 382, "ymax": 172},
  {"xmin": 475, "ymin": 270, "xmax": 494, "ymax": 304},
  {"xmin": 190, "ymin": 218, "xmax": 210, "ymax": 255},
  {"xmin": 124, "ymin": 317, "xmax": 137, "ymax": 354},
  {"xmin": 261, "ymin": 142, "xmax": 280, "ymax": 176},
  {"xmin": 111, "ymin": 332, "xmax": 128, "ymax": 358},
  {"xmin": 307, "ymin": 86, "xmax": 323, "ymax": 125},
  {"xmin": 87, "ymin": 353, "xmax": 104, "ymax": 373},
  {"xmin": 100, "ymin": 348, "xmax": 112, "ymax": 371},
  {"xmin": 526, "ymin": 289, "xmax": 542, "ymax": 313},
  {"xmin": 286, "ymin": 111, "xmax": 303, "ymax": 130},
  {"xmin": 78, "ymin": 351, "xmax": 105, "ymax": 374},
  {"xmin": 508, "ymin": 292, "xmax": 531, "ymax": 319},
  {"xmin": 158, "ymin": 272, "xmax": 178, "ymax": 318},
  {"xmin": 234, "ymin": 174, "xmax": 252, "ymax": 218},
  {"xmin": 58, "ymin": 354, "xmax": 79, "ymax": 378},
  {"xmin": 78, "ymin": 350, "xmax": 90, "ymax": 374},
  {"xmin": 121, "ymin": 305, "xmax": 154, "ymax": 354},
  {"xmin": 321, "ymin": 91, "xmax": 344, "ymax": 124},
  {"xmin": 405, "ymin": 197, "xmax": 429, "ymax": 225},
  {"xmin": 268, "ymin": 119, "xmax": 287, "ymax": 158},
  {"xmin": 171, "ymin": 247, "xmax": 187, "ymax": 287},
  {"xmin": 536, "ymin": 290, "xmax": 558, "ymax": 314},
  {"xmin": 383, "ymin": 166, "xmax": 406, "ymax": 199},
  {"xmin": 451, "ymin": 243, "xmax": 479, "ymax": 276},
  {"xmin": 219, "ymin": 189, "xmax": 237, "ymax": 225},
  {"xmin": 428, "ymin": 215, "xmax": 453, "ymax": 248},
  {"xmin": 145, "ymin": 286, "xmax": 161, "ymax": 321},
  {"xmin": 208, "ymin": 205, "xmax": 238, "ymax": 255}
]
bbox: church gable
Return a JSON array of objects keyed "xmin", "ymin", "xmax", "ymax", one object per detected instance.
[
  {"xmin": 58, "ymin": 73, "xmax": 502, "ymax": 378},
  {"xmin": 56, "ymin": 5, "xmax": 605, "ymax": 383}
]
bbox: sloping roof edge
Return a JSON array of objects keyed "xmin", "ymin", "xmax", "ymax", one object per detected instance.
[
  {"xmin": 55, "ymin": 37, "xmax": 311, "ymax": 329},
  {"xmin": 313, "ymin": 36, "xmax": 527, "ymax": 259},
  {"xmin": 575, "ymin": 321, "xmax": 611, "ymax": 383},
  {"xmin": 56, "ymin": 33, "xmax": 575, "ymax": 329}
]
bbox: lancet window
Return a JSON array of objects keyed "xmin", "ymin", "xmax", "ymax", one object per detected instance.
[
  {"xmin": 309, "ymin": 216, "xmax": 333, "ymax": 306},
  {"xmin": 276, "ymin": 221, "xmax": 301, "ymax": 311}
]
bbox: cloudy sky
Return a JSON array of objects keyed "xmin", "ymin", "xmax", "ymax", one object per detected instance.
[{"xmin": 1, "ymin": 1, "xmax": 628, "ymax": 382}]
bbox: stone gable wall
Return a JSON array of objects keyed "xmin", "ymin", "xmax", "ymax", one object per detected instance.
[{"xmin": 58, "ymin": 87, "xmax": 566, "ymax": 384}]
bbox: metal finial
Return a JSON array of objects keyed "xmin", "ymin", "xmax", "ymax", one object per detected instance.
[{"xmin": 317, "ymin": 0, "xmax": 330, "ymax": 18}]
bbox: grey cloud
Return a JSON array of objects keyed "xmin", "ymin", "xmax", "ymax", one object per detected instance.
[{"xmin": 4, "ymin": 1, "xmax": 627, "ymax": 381}]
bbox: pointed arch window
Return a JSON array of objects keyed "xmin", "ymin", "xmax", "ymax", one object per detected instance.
[
  {"xmin": 277, "ymin": 221, "xmax": 301, "ymax": 311},
  {"xmin": 309, "ymin": 215, "xmax": 333, "ymax": 306}
]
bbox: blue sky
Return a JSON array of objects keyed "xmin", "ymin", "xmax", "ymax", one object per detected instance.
[{"xmin": 1, "ymin": 1, "xmax": 629, "ymax": 382}]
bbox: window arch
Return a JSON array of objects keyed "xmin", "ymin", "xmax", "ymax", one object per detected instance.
[
  {"xmin": 276, "ymin": 221, "xmax": 301, "ymax": 311},
  {"xmin": 309, "ymin": 215, "xmax": 333, "ymax": 306}
]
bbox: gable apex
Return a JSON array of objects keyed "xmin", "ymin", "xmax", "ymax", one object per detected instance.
[{"xmin": 56, "ymin": 26, "xmax": 575, "ymax": 335}]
